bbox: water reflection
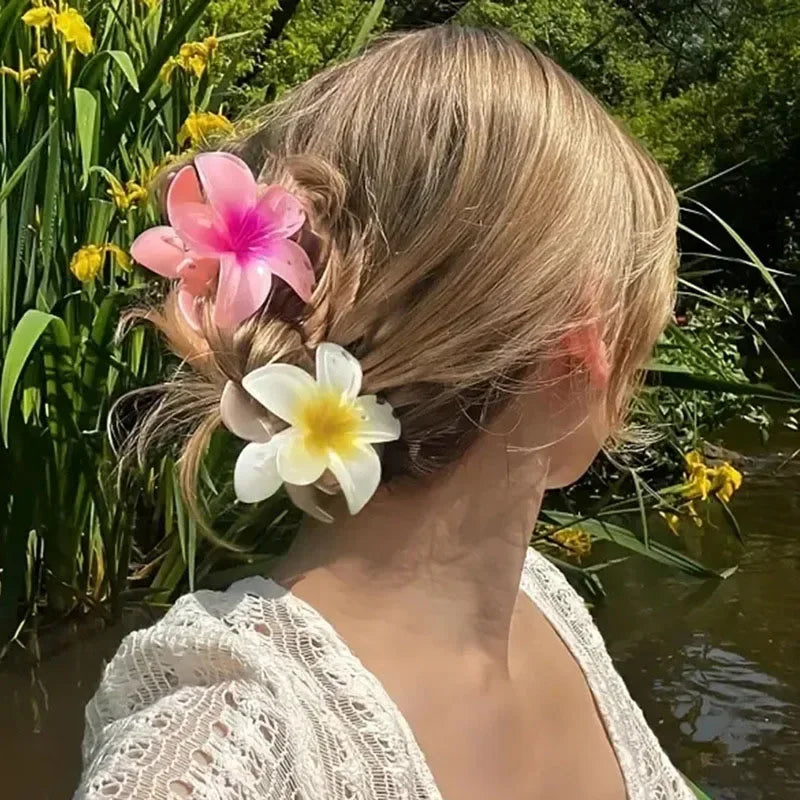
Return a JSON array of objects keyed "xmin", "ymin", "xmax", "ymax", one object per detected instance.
[
  {"xmin": 0, "ymin": 611, "xmax": 152, "ymax": 800},
  {"xmin": 595, "ymin": 420, "xmax": 800, "ymax": 798},
  {"xmin": 675, "ymin": 639, "xmax": 792, "ymax": 752}
]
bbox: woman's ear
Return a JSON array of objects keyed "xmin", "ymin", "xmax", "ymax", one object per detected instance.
[{"xmin": 562, "ymin": 323, "xmax": 610, "ymax": 390}]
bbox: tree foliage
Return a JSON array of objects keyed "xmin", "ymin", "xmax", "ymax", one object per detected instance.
[
  {"xmin": 460, "ymin": 0, "xmax": 800, "ymax": 276},
  {"xmin": 212, "ymin": 0, "xmax": 800, "ymax": 273}
]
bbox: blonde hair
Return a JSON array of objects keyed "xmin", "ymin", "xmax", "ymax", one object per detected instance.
[{"xmin": 130, "ymin": 26, "xmax": 678, "ymax": 512}]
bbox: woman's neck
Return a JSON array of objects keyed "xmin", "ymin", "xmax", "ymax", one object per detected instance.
[{"xmin": 270, "ymin": 428, "xmax": 549, "ymax": 670}]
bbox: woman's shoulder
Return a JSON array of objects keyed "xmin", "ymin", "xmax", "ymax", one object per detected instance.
[
  {"xmin": 521, "ymin": 547, "xmax": 694, "ymax": 800},
  {"xmin": 77, "ymin": 578, "xmax": 328, "ymax": 800},
  {"xmin": 519, "ymin": 546, "xmax": 609, "ymax": 663},
  {"xmin": 521, "ymin": 546, "xmax": 595, "ymax": 617},
  {"xmin": 85, "ymin": 576, "xmax": 301, "ymax": 728}
]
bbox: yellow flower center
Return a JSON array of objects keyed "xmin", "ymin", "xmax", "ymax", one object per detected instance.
[{"xmin": 296, "ymin": 391, "xmax": 361, "ymax": 457}]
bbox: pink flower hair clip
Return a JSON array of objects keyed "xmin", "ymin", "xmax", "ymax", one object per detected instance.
[{"xmin": 130, "ymin": 152, "xmax": 315, "ymax": 330}]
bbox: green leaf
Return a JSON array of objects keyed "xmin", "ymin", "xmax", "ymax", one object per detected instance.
[
  {"xmin": 349, "ymin": 0, "xmax": 385, "ymax": 57},
  {"xmin": 646, "ymin": 360, "xmax": 693, "ymax": 374},
  {"xmin": 631, "ymin": 470, "xmax": 650, "ymax": 549},
  {"xmin": 74, "ymin": 88, "xmax": 99, "ymax": 188},
  {"xmin": 680, "ymin": 772, "xmax": 714, "ymax": 800},
  {"xmin": 0, "ymin": 0, "xmax": 27, "ymax": 62},
  {"xmin": 39, "ymin": 120, "xmax": 61, "ymax": 274},
  {"xmin": 18, "ymin": 123, "xmax": 43, "ymax": 306},
  {"xmin": 107, "ymin": 50, "xmax": 140, "ymax": 92},
  {"xmin": 87, "ymin": 197, "xmax": 116, "ymax": 244},
  {"xmin": 0, "ymin": 186, "xmax": 8, "ymax": 338},
  {"xmin": 678, "ymin": 220, "xmax": 720, "ymax": 253},
  {"xmin": 77, "ymin": 294, "xmax": 123, "ymax": 426},
  {"xmin": 714, "ymin": 495, "xmax": 744, "ymax": 544},
  {"xmin": 541, "ymin": 510, "xmax": 724, "ymax": 578},
  {"xmin": 103, "ymin": 0, "xmax": 213, "ymax": 158},
  {"xmin": 0, "ymin": 123, "xmax": 53, "ymax": 207},
  {"xmin": 688, "ymin": 199, "xmax": 790, "ymax": 314},
  {"xmin": 647, "ymin": 363, "xmax": 800, "ymax": 403},
  {"xmin": 1, "ymin": 310, "xmax": 69, "ymax": 445}
]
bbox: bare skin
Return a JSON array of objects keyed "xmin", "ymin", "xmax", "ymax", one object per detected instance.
[{"xmin": 270, "ymin": 350, "xmax": 627, "ymax": 800}]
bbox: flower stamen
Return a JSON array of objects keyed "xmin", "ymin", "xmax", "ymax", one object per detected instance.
[{"xmin": 296, "ymin": 392, "xmax": 361, "ymax": 457}]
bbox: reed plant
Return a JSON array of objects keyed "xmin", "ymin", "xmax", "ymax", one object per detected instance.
[{"xmin": 0, "ymin": 0, "xmax": 241, "ymax": 641}]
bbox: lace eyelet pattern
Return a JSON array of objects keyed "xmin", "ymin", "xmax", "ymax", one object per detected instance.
[{"xmin": 75, "ymin": 551, "xmax": 693, "ymax": 800}]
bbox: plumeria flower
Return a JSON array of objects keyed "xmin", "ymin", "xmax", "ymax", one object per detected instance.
[
  {"xmin": 233, "ymin": 343, "xmax": 401, "ymax": 515},
  {"xmin": 130, "ymin": 151, "xmax": 314, "ymax": 330},
  {"xmin": 221, "ymin": 379, "xmax": 332, "ymax": 522}
]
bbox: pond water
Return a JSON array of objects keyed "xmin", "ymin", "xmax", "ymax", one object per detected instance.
[
  {"xmin": 595, "ymin": 417, "xmax": 800, "ymax": 799},
  {"xmin": 1, "ymin": 422, "xmax": 799, "ymax": 799}
]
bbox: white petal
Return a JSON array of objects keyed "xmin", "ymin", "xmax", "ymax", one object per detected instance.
[
  {"xmin": 286, "ymin": 483, "xmax": 334, "ymax": 523},
  {"xmin": 220, "ymin": 380, "xmax": 273, "ymax": 442},
  {"xmin": 234, "ymin": 440, "xmax": 283, "ymax": 503},
  {"xmin": 242, "ymin": 363, "xmax": 317, "ymax": 425},
  {"xmin": 355, "ymin": 395, "xmax": 401, "ymax": 444},
  {"xmin": 275, "ymin": 431, "xmax": 327, "ymax": 485},
  {"xmin": 327, "ymin": 444, "xmax": 381, "ymax": 514},
  {"xmin": 315, "ymin": 342, "xmax": 362, "ymax": 400}
]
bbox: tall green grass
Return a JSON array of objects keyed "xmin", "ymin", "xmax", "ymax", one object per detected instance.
[
  {"xmin": 0, "ymin": 0, "xmax": 390, "ymax": 648},
  {"xmin": 0, "ymin": 0, "xmax": 233, "ymax": 642}
]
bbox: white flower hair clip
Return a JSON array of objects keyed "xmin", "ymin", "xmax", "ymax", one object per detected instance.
[{"xmin": 221, "ymin": 343, "xmax": 401, "ymax": 518}]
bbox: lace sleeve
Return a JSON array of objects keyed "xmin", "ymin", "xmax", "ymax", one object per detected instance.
[{"xmin": 74, "ymin": 592, "xmax": 325, "ymax": 800}]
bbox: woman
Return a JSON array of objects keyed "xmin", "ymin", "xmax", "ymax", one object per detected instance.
[{"xmin": 75, "ymin": 25, "xmax": 688, "ymax": 800}]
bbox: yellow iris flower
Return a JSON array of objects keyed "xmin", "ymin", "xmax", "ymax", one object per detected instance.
[
  {"xmin": 54, "ymin": 7, "xmax": 94, "ymax": 55},
  {"xmin": 178, "ymin": 110, "xmax": 233, "ymax": 146},
  {"xmin": 713, "ymin": 462, "xmax": 743, "ymax": 503},
  {"xmin": 159, "ymin": 59, "xmax": 177, "ymax": 83},
  {"xmin": 680, "ymin": 450, "xmax": 742, "ymax": 504},
  {"xmin": 70, "ymin": 244, "xmax": 130, "ymax": 282},
  {"xmin": 33, "ymin": 48, "xmax": 53, "ymax": 68},
  {"xmin": 161, "ymin": 36, "xmax": 219, "ymax": 82},
  {"xmin": 70, "ymin": 245, "xmax": 104, "ymax": 282},
  {"xmin": 662, "ymin": 450, "xmax": 743, "ymax": 536},
  {"xmin": 682, "ymin": 450, "xmax": 712, "ymax": 500},
  {"xmin": 551, "ymin": 527, "xmax": 592, "ymax": 557},
  {"xmin": 178, "ymin": 36, "xmax": 218, "ymax": 78},
  {"xmin": 22, "ymin": 6, "xmax": 55, "ymax": 28},
  {"xmin": 0, "ymin": 65, "xmax": 38, "ymax": 84},
  {"xmin": 106, "ymin": 175, "xmax": 148, "ymax": 211}
]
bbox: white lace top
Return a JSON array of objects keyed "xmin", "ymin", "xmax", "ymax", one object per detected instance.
[{"xmin": 75, "ymin": 548, "xmax": 693, "ymax": 800}]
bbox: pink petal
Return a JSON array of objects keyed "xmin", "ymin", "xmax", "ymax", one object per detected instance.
[
  {"xmin": 177, "ymin": 286, "xmax": 203, "ymax": 331},
  {"xmin": 212, "ymin": 254, "xmax": 272, "ymax": 329},
  {"xmin": 194, "ymin": 152, "xmax": 257, "ymax": 215},
  {"xmin": 167, "ymin": 165, "xmax": 222, "ymax": 256},
  {"xmin": 169, "ymin": 201, "xmax": 223, "ymax": 257},
  {"xmin": 177, "ymin": 256, "xmax": 219, "ymax": 295},
  {"xmin": 129, "ymin": 226, "xmax": 185, "ymax": 278},
  {"xmin": 260, "ymin": 239, "xmax": 315, "ymax": 302},
  {"xmin": 257, "ymin": 185, "xmax": 306, "ymax": 238},
  {"xmin": 167, "ymin": 165, "xmax": 203, "ymax": 217}
]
